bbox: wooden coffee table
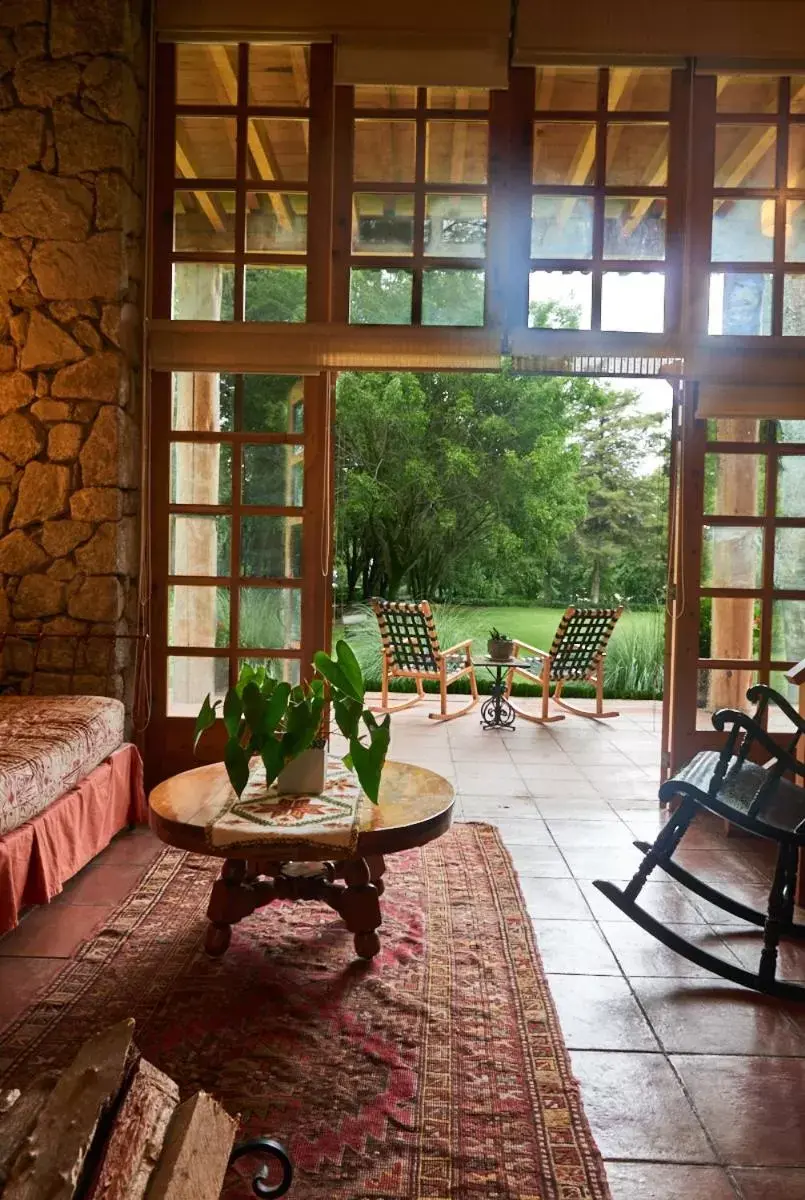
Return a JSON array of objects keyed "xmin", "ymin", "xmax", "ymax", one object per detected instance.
[{"xmin": 149, "ymin": 759, "xmax": 454, "ymax": 961}]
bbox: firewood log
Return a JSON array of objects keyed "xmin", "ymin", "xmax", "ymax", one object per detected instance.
[
  {"xmin": 0, "ymin": 1074, "xmax": 58, "ymax": 1186},
  {"xmin": 144, "ymin": 1091, "xmax": 238, "ymax": 1200}
]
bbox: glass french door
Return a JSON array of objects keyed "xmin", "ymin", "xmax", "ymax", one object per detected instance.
[
  {"xmin": 665, "ymin": 391, "xmax": 805, "ymax": 772},
  {"xmin": 147, "ymin": 370, "xmax": 332, "ymax": 782}
]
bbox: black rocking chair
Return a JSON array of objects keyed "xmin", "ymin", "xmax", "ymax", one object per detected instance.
[{"xmin": 594, "ymin": 684, "xmax": 805, "ymax": 1001}]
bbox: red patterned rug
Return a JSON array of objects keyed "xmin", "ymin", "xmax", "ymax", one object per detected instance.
[{"xmin": 0, "ymin": 825, "xmax": 610, "ymax": 1199}]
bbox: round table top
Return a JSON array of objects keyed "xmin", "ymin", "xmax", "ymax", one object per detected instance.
[{"xmin": 148, "ymin": 758, "xmax": 455, "ymax": 860}]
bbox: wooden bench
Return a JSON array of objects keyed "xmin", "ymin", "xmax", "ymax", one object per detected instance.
[{"xmin": 0, "ymin": 1019, "xmax": 292, "ymax": 1199}]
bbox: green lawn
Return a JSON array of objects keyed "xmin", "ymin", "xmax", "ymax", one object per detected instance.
[{"xmin": 337, "ymin": 604, "xmax": 665, "ymax": 699}]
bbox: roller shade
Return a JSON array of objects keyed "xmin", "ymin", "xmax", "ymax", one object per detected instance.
[
  {"xmin": 148, "ymin": 321, "xmax": 502, "ymax": 373},
  {"xmin": 156, "ymin": 0, "xmax": 510, "ymax": 87},
  {"xmin": 514, "ymin": 0, "xmax": 805, "ymax": 65},
  {"xmin": 697, "ymin": 384, "xmax": 805, "ymax": 419}
]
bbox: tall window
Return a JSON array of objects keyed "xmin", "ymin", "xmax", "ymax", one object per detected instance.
[
  {"xmin": 529, "ymin": 66, "xmax": 673, "ymax": 333},
  {"xmin": 171, "ymin": 43, "xmax": 311, "ymax": 323},
  {"xmin": 708, "ymin": 73, "xmax": 805, "ymax": 337},
  {"xmin": 346, "ymin": 86, "xmax": 490, "ymax": 326}
]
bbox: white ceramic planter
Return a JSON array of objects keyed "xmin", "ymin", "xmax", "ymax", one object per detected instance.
[{"xmin": 277, "ymin": 746, "xmax": 327, "ymax": 795}]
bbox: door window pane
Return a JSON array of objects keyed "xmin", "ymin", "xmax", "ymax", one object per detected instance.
[
  {"xmin": 244, "ymin": 266, "xmax": 307, "ymax": 322},
  {"xmin": 168, "ymin": 655, "xmax": 228, "ymax": 716},
  {"xmin": 424, "ymin": 195, "xmax": 486, "ymax": 258},
  {"xmin": 774, "ymin": 527, "xmax": 805, "ymax": 588},
  {"xmin": 699, "ymin": 597, "xmax": 761, "ymax": 659},
  {"xmin": 716, "ymin": 75, "xmax": 779, "ymax": 114},
  {"xmin": 170, "ymin": 515, "xmax": 231, "ymax": 577},
  {"xmin": 425, "ymin": 121, "xmax": 488, "ymax": 184},
  {"xmin": 242, "ymin": 376, "xmax": 304, "ymax": 433},
  {"xmin": 528, "ymin": 270, "xmax": 592, "ymax": 328},
  {"xmin": 785, "ymin": 201, "xmax": 805, "ymax": 262},
  {"xmin": 712, "ymin": 199, "xmax": 774, "ymax": 262},
  {"xmin": 777, "ymin": 455, "xmax": 805, "ymax": 515},
  {"xmin": 697, "ymin": 668, "xmax": 757, "ymax": 728},
  {"xmin": 533, "ymin": 122, "xmax": 596, "ymax": 184},
  {"xmin": 350, "ymin": 268, "xmax": 412, "ymax": 324},
  {"xmin": 174, "ymin": 191, "xmax": 236, "ymax": 253},
  {"xmin": 170, "ymin": 443, "xmax": 232, "ymax": 506},
  {"xmin": 603, "ymin": 197, "xmax": 666, "ymax": 260},
  {"xmin": 242, "ymin": 444, "xmax": 303, "ymax": 507},
  {"xmin": 534, "ymin": 67, "xmax": 598, "ymax": 111},
  {"xmin": 172, "ymin": 264, "xmax": 235, "ymax": 321},
  {"xmin": 601, "ymin": 272, "xmax": 665, "ymax": 331},
  {"xmin": 702, "ymin": 525, "xmax": 763, "ymax": 588},
  {"xmin": 352, "ymin": 193, "xmax": 414, "ymax": 255},
  {"xmin": 241, "ymin": 516, "xmax": 302, "ymax": 578},
  {"xmin": 427, "ymin": 88, "xmax": 489, "ymax": 110},
  {"xmin": 176, "ymin": 45, "xmax": 238, "ymax": 106},
  {"xmin": 246, "ymin": 119, "xmax": 308, "ymax": 181},
  {"xmin": 531, "ymin": 195, "xmax": 593, "ymax": 259},
  {"xmin": 708, "ymin": 272, "xmax": 773, "ymax": 335},
  {"xmin": 606, "ymin": 123, "xmax": 668, "ymax": 186},
  {"xmin": 176, "ymin": 116, "xmax": 236, "ymax": 178},
  {"xmin": 245, "ymin": 193, "xmax": 307, "ymax": 253},
  {"xmin": 773, "ymin": 601, "xmax": 805, "ymax": 662},
  {"xmin": 422, "ymin": 269, "xmax": 485, "ymax": 325},
  {"xmin": 168, "ymin": 585, "xmax": 229, "ymax": 647},
  {"xmin": 714, "ymin": 125, "xmax": 776, "ymax": 188},
  {"xmin": 783, "ymin": 275, "xmax": 805, "ymax": 335},
  {"xmin": 238, "ymin": 587, "xmax": 301, "ymax": 648},
  {"xmin": 608, "ymin": 68, "xmax": 671, "ymax": 111},
  {"xmin": 776, "ymin": 421, "xmax": 805, "ymax": 443},
  {"xmin": 238, "ymin": 656, "xmax": 301, "ymax": 685},
  {"xmin": 354, "ymin": 120, "xmax": 416, "ymax": 182},
  {"xmin": 248, "ymin": 45, "xmax": 309, "ymax": 107},
  {"xmin": 703, "ymin": 453, "xmax": 766, "ymax": 516},
  {"xmin": 705, "ymin": 418, "xmax": 762, "ymax": 443},
  {"xmin": 172, "ymin": 373, "xmax": 234, "ymax": 432},
  {"xmin": 789, "ymin": 127, "xmax": 805, "ymax": 188}
]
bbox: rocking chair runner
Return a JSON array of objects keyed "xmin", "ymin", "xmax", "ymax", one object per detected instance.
[
  {"xmin": 503, "ymin": 606, "xmax": 623, "ymax": 723},
  {"xmin": 594, "ymin": 684, "xmax": 805, "ymax": 1000},
  {"xmin": 370, "ymin": 599, "xmax": 479, "ymax": 721}
]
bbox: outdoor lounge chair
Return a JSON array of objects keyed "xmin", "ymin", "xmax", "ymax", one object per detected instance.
[
  {"xmin": 370, "ymin": 599, "xmax": 479, "ymax": 722},
  {"xmin": 594, "ymin": 684, "xmax": 805, "ymax": 1000},
  {"xmin": 503, "ymin": 606, "xmax": 623, "ymax": 723}
]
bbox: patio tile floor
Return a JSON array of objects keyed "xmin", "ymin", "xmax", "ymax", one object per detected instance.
[{"xmin": 0, "ymin": 697, "xmax": 802, "ymax": 1197}]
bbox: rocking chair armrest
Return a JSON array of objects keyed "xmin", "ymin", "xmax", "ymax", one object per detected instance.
[
  {"xmin": 438, "ymin": 639, "xmax": 474, "ymax": 659},
  {"xmin": 712, "ymin": 707, "xmax": 805, "ymax": 782},
  {"xmin": 511, "ymin": 639, "xmax": 549, "ymax": 660}
]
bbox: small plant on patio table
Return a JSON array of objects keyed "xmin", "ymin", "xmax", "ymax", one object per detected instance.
[
  {"xmin": 193, "ymin": 640, "xmax": 391, "ymax": 803},
  {"xmin": 487, "ymin": 627, "xmax": 514, "ymax": 662}
]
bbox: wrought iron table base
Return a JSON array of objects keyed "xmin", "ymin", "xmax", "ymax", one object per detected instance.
[{"xmin": 480, "ymin": 665, "xmax": 517, "ymax": 730}]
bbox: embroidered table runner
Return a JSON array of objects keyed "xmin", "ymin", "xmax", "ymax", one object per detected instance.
[{"xmin": 204, "ymin": 756, "xmax": 364, "ymax": 859}]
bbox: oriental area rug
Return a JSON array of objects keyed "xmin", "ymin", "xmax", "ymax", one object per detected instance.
[{"xmin": 0, "ymin": 825, "xmax": 611, "ymax": 1200}]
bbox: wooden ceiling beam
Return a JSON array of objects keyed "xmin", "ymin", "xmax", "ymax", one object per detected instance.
[{"xmin": 175, "ymin": 141, "xmax": 226, "ymax": 233}]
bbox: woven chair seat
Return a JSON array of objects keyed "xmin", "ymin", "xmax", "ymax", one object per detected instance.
[{"xmin": 676, "ymin": 750, "xmax": 805, "ymax": 836}]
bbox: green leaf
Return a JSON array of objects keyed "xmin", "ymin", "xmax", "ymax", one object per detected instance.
[
  {"xmin": 241, "ymin": 680, "xmax": 265, "ymax": 737},
  {"xmin": 223, "ymin": 688, "xmax": 243, "ymax": 739},
  {"xmin": 193, "ymin": 694, "xmax": 219, "ymax": 753},
  {"xmin": 342, "ymin": 751, "xmax": 353, "ymax": 771},
  {"xmin": 333, "ymin": 694, "xmax": 361, "ymax": 740},
  {"xmin": 262, "ymin": 680, "xmax": 291, "ymax": 737},
  {"xmin": 313, "ymin": 650, "xmax": 361, "ymax": 703},
  {"xmin": 349, "ymin": 714, "xmax": 390, "ymax": 804},
  {"xmin": 333, "ymin": 638, "xmax": 364, "ymax": 698},
  {"xmin": 224, "ymin": 736, "xmax": 250, "ymax": 797},
  {"xmin": 261, "ymin": 737, "xmax": 285, "ymax": 787}
]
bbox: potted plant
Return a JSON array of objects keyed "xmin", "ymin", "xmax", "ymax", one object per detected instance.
[
  {"xmin": 487, "ymin": 626, "xmax": 514, "ymax": 663},
  {"xmin": 193, "ymin": 640, "xmax": 391, "ymax": 803}
]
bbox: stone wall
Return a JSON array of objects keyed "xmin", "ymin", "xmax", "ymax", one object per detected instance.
[{"xmin": 0, "ymin": 0, "xmax": 145, "ymax": 697}]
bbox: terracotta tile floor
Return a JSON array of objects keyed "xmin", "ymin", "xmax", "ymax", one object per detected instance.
[{"xmin": 2, "ymin": 697, "xmax": 805, "ymax": 1198}]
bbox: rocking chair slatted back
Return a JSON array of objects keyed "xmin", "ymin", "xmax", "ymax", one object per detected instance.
[
  {"xmin": 371, "ymin": 600, "xmax": 440, "ymax": 673},
  {"xmin": 548, "ymin": 607, "xmax": 623, "ymax": 680}
]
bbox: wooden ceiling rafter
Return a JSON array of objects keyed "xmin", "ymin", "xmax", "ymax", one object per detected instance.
[
  {"xmin": 551, "ymin": 69, "xmax": 631, "ymax": 231},
  {"xmin": 175, "ymin": 139, "xmax": 227, "ymax": 233}
]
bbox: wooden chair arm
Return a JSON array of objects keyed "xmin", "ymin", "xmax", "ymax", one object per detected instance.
[
  {"xmin": 439, "ymin": 639, "xmax": 474, "ymax": 659},
  {"xmin": 712, "ymin": 707, "xmax": 805, "ymax": 782},
  {"xmin": 746, "ymin": 684, "xmax": 805, "ymax": 738},
  {"xmin": 511, "ymin": 639, "xmax": 549, "ymax": 660}
]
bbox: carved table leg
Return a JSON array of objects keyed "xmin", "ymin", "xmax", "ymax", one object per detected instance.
[
  {"xmin": 366, "ymin": 854, "xmax": 386, "ymax": 897},
  {"xmin": 205, "ymin": 859, "xmax": 249, "ymax": 957},
  {"xmin": 338, "ymin": 858, "xmax": 383, "ymax": 960}
]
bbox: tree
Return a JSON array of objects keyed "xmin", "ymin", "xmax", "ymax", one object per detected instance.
[{"xmin": 554, "ymin": 384, "xmax": 670, "ymax": 604}]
